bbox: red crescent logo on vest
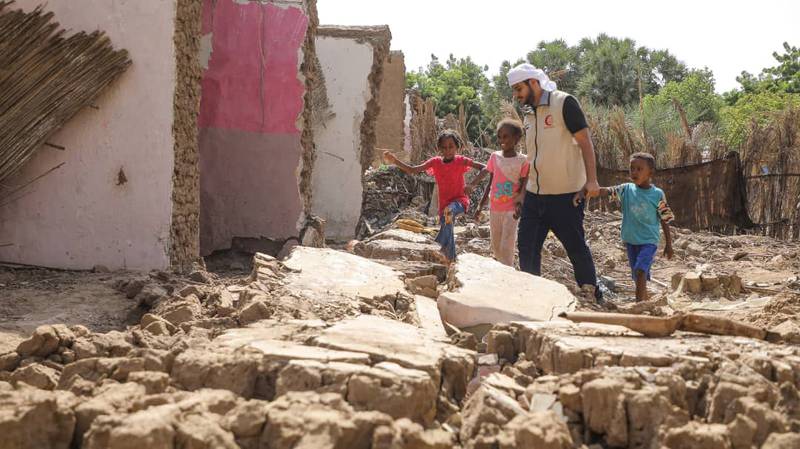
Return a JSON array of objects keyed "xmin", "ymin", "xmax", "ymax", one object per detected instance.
[{"xmin": 544, "ymin": 115, "xmax": 554, "ymax": 128}]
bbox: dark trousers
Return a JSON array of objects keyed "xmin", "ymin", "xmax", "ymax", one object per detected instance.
[{"xmin": 517, "ymin": 191, "xmax": 599, "ymax": 292}]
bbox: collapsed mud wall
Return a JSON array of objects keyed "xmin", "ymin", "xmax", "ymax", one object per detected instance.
[
  {"xmin": 198, "ymin": 0, "xmax": 318, "ymax": 255},
  {"xmin": 170, "ymin": 0, "xmax": 203, "ymax": 272},
  {"xmin": 374, "ymin": 51, "xmax": 407, "ymax": 167},
  {"xmin": 0, "ymin": 0, "xmax": 192, "ymax": 271},
  {"xmin": 299, "ymin": 0, "xmax": 324, "ymax": 219},
  {"xmin": 311, "ymin": 26, "xmax": 391, "ymax": 241}
]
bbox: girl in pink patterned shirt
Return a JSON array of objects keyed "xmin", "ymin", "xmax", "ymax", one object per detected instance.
[{"xmin": 474, "ymin": 119, "xmax": 530, "ymax": 266}]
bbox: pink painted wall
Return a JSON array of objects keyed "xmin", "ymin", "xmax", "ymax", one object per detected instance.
[
  {"xmin": 199, "ymin": 0, "xmax": 309, "ymax": 255},
  {"xmin": 0, "ymin": 0, "xmax": 177, "ymax": 270}
]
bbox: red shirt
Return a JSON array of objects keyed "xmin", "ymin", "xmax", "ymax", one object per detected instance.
[{"xmin": 425, "ymin": 155, "xmax": 473, "ymax": 214}]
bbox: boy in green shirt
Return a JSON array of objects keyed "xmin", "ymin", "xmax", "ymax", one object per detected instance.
[{"xmin": 596, "ymin": 153, "xmax": 675, "ymax": 301}]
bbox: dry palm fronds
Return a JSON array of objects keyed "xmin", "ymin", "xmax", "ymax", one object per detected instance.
[
  {"xmin": 408, "ymin": 90, "xmax": 438, "ymax": 164},
  {"xmin": 608, "ymin": 106, "xmax": 642, "ymax": 166},
  {"xmin": 499, "ymin": 99, "xmax": 521, "ymax": 122},
  {"xmin": 0, "ymin": 2, "xmax": 131, "ymax": 192}
]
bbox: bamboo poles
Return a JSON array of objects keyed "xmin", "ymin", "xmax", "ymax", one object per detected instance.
[{"xmin": 0, "ymin": 2, "xmax": 131, "ymax": 191}]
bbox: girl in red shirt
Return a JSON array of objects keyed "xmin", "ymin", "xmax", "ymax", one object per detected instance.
[{"xmin": 382, "ymin": 130, "xmax": 485, "ymax": 262}]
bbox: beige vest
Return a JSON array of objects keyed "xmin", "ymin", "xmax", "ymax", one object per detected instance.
[{"xmin": 523, "ymin": 90, "xmax": 586, "ymax": 195}]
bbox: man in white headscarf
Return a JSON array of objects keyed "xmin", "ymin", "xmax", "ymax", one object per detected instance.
[{"xmin": 507, "ymin": 63, "xmax": 602, "ymax": 303}]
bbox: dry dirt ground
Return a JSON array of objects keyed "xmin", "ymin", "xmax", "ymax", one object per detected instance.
[{"xmin": 1, "ymin": 211, "xmax": 799, "ymax": 449}]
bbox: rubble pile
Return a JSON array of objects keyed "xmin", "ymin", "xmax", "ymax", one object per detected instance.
[
  {"xmin": 0, "ymin": 247, "xmax": 479, "ymax": 449},
  {"xmin": 474, "ymin": 320, "xmax": 800, "ymax": 449},
  {"xmin": 2, "ymin": 211, "xmax": 800, "ymax": 448},
  {"xmin": 360, "ymin": 166, "xmax": 435, "ymax": 235}
]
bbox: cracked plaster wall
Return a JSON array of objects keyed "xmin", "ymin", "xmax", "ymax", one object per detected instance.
[
  {"xmin": 198, "ymin": 0, "xmax": 317, "ymax": 255},
  {"xmin": 311, "ymin": 26, "xmax": 390, "ymax": 241}
]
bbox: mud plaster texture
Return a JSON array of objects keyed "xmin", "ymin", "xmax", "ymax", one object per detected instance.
[
  {"xmin": 374, "ymin": 51, "xmax": 406, "ymax": 167},
  {"xmin": 298, "ymin": 0, "xmax": 324, "ymax": 217},
  {"xmin": 408, "ymin": 90, "xmax": 438, "ymax": 164},
  {"xmin": 170, "ymin": 0, "xmax": 203, "ymax": 272},
  {"xmin": 316, "ymin": 26, "xmax": 391, "ymax": 178}
]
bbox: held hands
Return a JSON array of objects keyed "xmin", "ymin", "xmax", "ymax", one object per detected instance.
[
  {"xmin": 572, "ymin": 180, "xmax": 601, "ymax": 207},
  {"xmin": 473, "ymin": 210, "xmax": 483, "ymax": 222},
  {"xmin": 572, "ymin": 190, "xmax": 585, "ymax": 207},
  {"xmin": 583, "ymin": 180, "xmax": 600, "ymax": 199},
  {"xmin": 513, "ymin": 202, "xmax": 522, "ymax": 220}
]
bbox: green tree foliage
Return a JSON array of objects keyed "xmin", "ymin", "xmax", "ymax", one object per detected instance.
[
  {"xmin": 404, "ymin": 36, "xmax": 798, "ymax": 155},
  {"xmin": 718, "ymin": 43, "xmax": 800, "ymax": 148},
  {"xmin": 575, "ymin": 35, "xmax": 641, "ymax": 106},
  {"xmin": 482, "ymin": 59, "xmax": 525, "ymax": 138},
  {"xmin": 724, "ymin": 42, "xmax": 800, "ymax": 104},
  {"xmin": 643, "ymin": 68, "xmax": 724, "ymax": 124},
  {"xmin": 767, "ymin": 42, "xmax": 800, "ymax": 93},
  {"xmin": 406, "ymin": 54, "xmax": 490, "ymax": 141},
  {"xmin": 576, "ymin": 34, "xmax": 687, "ymax": 106},
  {"xmin": 485, "ymin": 34, "xmax": 687, "ymax": 109},
  {"xmin": 720, "ymin": 90, "xmax": 800, "ymax": 148},
  {"xmin": 526, "ymin": 39, "xmax": 581, "ymax": 93}
]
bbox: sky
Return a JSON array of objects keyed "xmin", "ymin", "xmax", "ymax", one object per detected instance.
[{"xmin": 317, "ymin": 0, "xmax": 800, "ymax": 93}]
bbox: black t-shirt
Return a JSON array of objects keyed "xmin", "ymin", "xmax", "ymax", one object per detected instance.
[{"xmin": 563, "ymin": 96, "xmax": 588, "ymax": 134}]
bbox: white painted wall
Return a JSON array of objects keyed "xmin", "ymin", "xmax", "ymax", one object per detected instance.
[
  {"xmin": 312, "ymin": 36, "xmax": 375, "ymax": 241},
  {"xmin": 0, "ymin": 0, "xmax": 177, "ymax": 270}
]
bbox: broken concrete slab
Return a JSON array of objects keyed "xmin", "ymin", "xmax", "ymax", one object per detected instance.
[
  {"xmin": 355, "ymin": 239, "xmax": 443, "ymax": 262},
  {"xmin": 248, "ymin": 349, "xmax": 437, "ymax": 426},
  {"xmin": 438, "ymin": 254, "xmax": 576, "ymax": 329},
  {"xmin": 406, "ymin": 275, "xmax": 439, "ymax": 298},
  {"xmin": 367, "ymin": 228, "xmax": 432, "ymax": 245},
  {"xmin": 370, "ymin": 259, "xmax": 448, "ymax": 282},
  {"xmin": 347, "ymin": 361, "xmax": 437, "ymax": 425},
  {"xmin": 509, "ymin": 320, "xmax": 797, "ymax": 375},
  {"xmin": 311, "ymin": 315, "xmax": 475, "ymax": 393},
  {"xmin": 414, "ymin": 296, "xmax": 447, "ymax": 339},
  {"xmin": 282, "ymin": 247, "xmax": 407, "ymax": 301},
  {"xmin": 274, "ymin": 359, "xmax": 370, "ymax": 398},
  {"xmin": 215, "ymin": 328, "xmax": 371, "ymax": 365}
]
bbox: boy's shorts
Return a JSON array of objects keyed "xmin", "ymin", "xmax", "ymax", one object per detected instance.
[{"xmin": 625, "ymin": 243, "xmax": 658, "ymax": 281}]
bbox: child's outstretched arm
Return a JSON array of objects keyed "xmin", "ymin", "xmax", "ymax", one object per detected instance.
[
  {"xmin": 573, "ymin": 185, "xmax": 613, "ymax": 206},
  {"xmin": 465, "ymin": 164, "xmax": 490, "ymax": 195},
  {"xmin": 468, "ymin": 160, "xmax": 487, "ymax": 171},
  {"xmin": 474, "ymin": 173, "xmax": 493, "ymax": 220},
  {"xmin": 381, "ymin": 150, "xmax": 430, "ymax": 174}
]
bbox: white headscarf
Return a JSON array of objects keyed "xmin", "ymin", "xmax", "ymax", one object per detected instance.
[{"xmin": 507, "ymin": 63, "xmax": 557, "ymax": 92}]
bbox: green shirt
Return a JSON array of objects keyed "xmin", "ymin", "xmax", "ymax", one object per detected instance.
[{"xmin": 611, "ymin": 183, "xmax": 675, "ymax": 245}]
